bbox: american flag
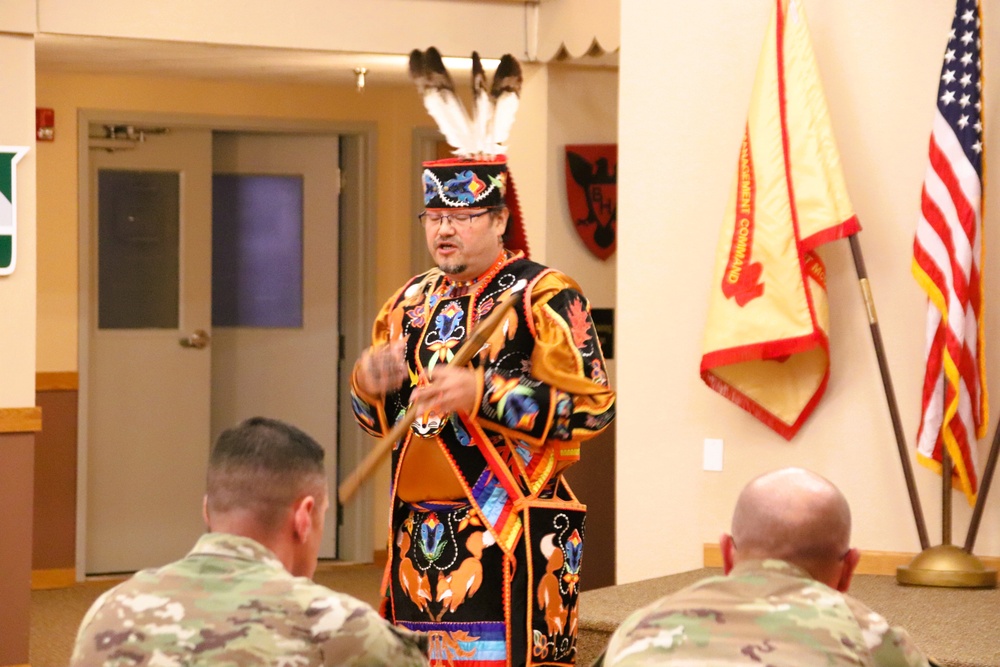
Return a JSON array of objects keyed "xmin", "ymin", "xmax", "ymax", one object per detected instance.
[{"xmin": 912, "ymin": 0, "xmax": 986, "ymax": 505}]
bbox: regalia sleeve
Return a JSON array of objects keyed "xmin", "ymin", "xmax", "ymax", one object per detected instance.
[
  {"xmin": 349, "ymin": 279, "xmax": 417, "ymax": 438},
  {"xmin": 476, "ymin": 271, "xmax": 615, "ymax": 447}
]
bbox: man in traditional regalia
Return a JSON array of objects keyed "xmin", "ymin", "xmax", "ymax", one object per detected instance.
[{"xmin": 350, "ymin": 48, "xmax": 616, "ymax": 667}]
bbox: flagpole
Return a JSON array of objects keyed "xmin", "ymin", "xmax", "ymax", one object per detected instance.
[
  {"xmin": 941, "ymin": 448, "xmax": 952, "ymax": 546},
  {"xmin": 898, "ymin": 433, "xmax": 995, "ymax": 588},
  {"xmin": 847, "ymin": 234, "xmax": 930, "ymax": 550},
  {"xmin": 852, "ymin": 241, "xmax": 992, "ymax": 589},
  {"xmin": 964, "ymin": 420, "xmax": 1000, "ymax": 552}
]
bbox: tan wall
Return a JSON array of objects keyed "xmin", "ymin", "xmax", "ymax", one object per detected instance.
[
  {"xmin": 0, "ymin": 34, "xmax": 36, "ymax": 407},
  {"xmin": 0, "ymin": 0, "xmax": 36, "ymax": 34},
  {"xmin": 507, "ymin": 63, "xmax": 551, "ymax": 262},
  {"xmin": 544, "ymin": 65, "xmax": 619, "ymax": 588},
  {"xmin": 545, "ymin": 65, "xmax": 618, "ymax": 311},
  {"xmin": 617, "ymin": 0, "xmax": 1000, "ymax": 583},
  {"xmin": 35, "ymin": 70, "xmax": 435, "ymax": 372},
  {"xmin": 0, "ymin": 17, "xmax": 38, "ymax": 666},
  {"xmin": 536, "ymin": 0, "xmax": 620, "ymax": 60}
]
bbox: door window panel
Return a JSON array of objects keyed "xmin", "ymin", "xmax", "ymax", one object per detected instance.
[
  {"xmin": 212, "ymin": 174, "xmax": 304, "ymax": 328},
  {"xmin": 98, "ymin": 170, "xmax": 180, "ymax": 329}
]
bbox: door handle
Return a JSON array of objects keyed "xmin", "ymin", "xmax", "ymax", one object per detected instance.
[{"xmin": 179, "ymin": 329, "xmax": 211, "ymax": 349}]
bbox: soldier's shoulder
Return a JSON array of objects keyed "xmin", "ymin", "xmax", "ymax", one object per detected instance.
[
  {"xmin": 841, "ymin": 592, "xmax": 892, "ymax": 633},
  {"xmin": 287, "ymin": 576, "xmax": 380, "ymax": 628},
  {"xmin": 841, "ymin": 593, "xmax": 930, "ymax": 665},
  {"xmin": 292, "ymin": 580, "xmax": 430, "ymax": 665}
]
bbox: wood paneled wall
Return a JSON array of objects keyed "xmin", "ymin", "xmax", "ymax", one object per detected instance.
[{"xmin": 33, "ymin": 373, "xmax": 78, "ymax": 588}]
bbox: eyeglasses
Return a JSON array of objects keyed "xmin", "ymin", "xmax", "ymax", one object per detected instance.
[{"xmin": 418, "ymin": 209, "xmax": 494, "ymax": 229}]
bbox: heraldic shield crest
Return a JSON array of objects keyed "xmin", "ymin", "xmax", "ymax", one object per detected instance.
[
  {"xmin": 0, "ymin": 147, "xmax": 28, "ymax": 276},
  {"xmin": 565, "ymin": 144, "xmax": 617, "ymax": 260}
]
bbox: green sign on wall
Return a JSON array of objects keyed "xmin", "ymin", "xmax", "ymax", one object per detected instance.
[{"xmin": 1, "ymin": 147, "xmax": 30, "ymax": 276}]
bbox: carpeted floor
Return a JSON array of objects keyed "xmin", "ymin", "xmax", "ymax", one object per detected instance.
[
  {"xmin": 34, "ymin": 563, "xmax": 1000, "ymax": 666},
  {"xmin": 577, "ymin": 568, "xmax": 1000, "ymax": 667},
  {"xmin": 29, "ymin": 561, "xmax": 385, "ymax": 667}
]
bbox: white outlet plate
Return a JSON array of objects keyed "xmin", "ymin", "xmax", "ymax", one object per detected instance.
[{"xmin": 703, "ymin": 438, "xmax": 723, "ymax": 471}]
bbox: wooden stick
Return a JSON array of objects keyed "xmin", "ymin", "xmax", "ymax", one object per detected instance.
[
  {"xmin": 338, "ymin": 288, "xmax": 523, "ymax": 505},
  {"xmin": 964, "ymin": 417, "xmax": 1000, "ymax": 551},
  {"xmin": 848, "ymin": 234, "xmax": 930, "ymax": 550}
]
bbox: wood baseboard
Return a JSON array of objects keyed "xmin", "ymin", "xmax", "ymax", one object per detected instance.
[
  {"xmin": 31, "ymin": 567, "xmax": 77, "ymax": 590},
  {"xmin": 703, "ymin": 543, "xmax": 1000, "ymax": 575},
  {"xmin": 36, "ymin": 371, "xmax": 79, "ymax": 392},
  {"xmin": 0, "ymin": 407, "xmax": 42, "ymax": 433}
]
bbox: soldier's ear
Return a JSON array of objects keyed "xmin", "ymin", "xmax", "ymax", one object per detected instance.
[
  {"xmin": 835, "ymin": 547, "xmax": 860, "ymax": 593},
  {"xmin": 292, "ymin": 495, "xmax": 317, "ymax": 543},
  {"xmin": 202, "ymin": 495, "xmax": 210, "ymax": 529},
  {"xmin": 720, "ymin": 533, "xmax": 736, "ymax": 574}
]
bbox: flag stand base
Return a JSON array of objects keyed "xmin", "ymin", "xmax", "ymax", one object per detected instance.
[{"xmin": 896, "ymin": 544, "xmax": 996, "ymax": 588}]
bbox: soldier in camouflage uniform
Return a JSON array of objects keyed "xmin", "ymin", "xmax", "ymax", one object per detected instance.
[
  {"xmin": 71, "ymin": 417, "xmax": 428, "ymax": 667},
  {"xmin": 603, "ymin": 468, "xmax": 932, "ymax": 667}
]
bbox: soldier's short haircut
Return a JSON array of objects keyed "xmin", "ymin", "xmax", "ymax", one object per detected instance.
[{"xmin": 207, "ymin": 417, "xmax": 326, "ymax": 532}]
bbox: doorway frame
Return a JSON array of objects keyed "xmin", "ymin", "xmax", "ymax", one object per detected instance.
[{"xmin": 76, "ymin": 109, "xmax": 379, "ymax": 577}]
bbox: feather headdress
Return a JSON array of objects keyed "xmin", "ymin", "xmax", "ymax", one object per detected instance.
[
  {"xmin": 409, "ymin": 47, "xmax": 523, "ymax": 158},
  {"xmin": 410, "ymin": 47, "xmax": 530, "ymax": 257}
]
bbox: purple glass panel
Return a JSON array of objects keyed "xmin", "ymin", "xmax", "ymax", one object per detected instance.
[{"xmin": 212, "ymin": 174, "xmax": 303, "ymax": 327}]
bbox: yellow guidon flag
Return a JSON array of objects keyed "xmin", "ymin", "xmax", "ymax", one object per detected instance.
[{"xmin": 700, "ymin": 0, "xmax": 859, "ymax": 440}]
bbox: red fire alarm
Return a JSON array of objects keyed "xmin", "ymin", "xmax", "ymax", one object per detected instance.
[{"xmin": 36, "ymin": 108, "xmax": 55, "ymax": 142}]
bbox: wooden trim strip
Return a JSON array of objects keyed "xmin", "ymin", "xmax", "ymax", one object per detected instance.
[
  {"xmin": 31, "ymin": 567, "xmax": 77, "ymax": 590},
  {"xmin": 704, "ymin": 543, "xmax": 1000, "ymax": 575},
  {"xmin": 703, "ymin": 543, "xmax": 724, "ymax": 568},
  {"xmin": 0, "ymin": 407, "xmax": 42, "ymax": 433},
  {"xmin": 36, "ymin": 371, "xmax": 79, "ymax": 392}
]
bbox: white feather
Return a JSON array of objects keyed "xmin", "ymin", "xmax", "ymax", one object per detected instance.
[
  {"xmin": 470, "ymin": 52, "xmax": 493, "ymax": 155},
  {"xmin": 489, "ymin": 91, "xmax": 520, "ymax": 150},
  {"xmin": 410, "ymin": 48, "xmax": 521, "ymax": 158},
  {"xmin": 422, "ymin": 89, "xmax": 474, "ymax": 154},
  {"xmin": 472, "ymin": 87, "xmax": 493, "ymax": 155}
]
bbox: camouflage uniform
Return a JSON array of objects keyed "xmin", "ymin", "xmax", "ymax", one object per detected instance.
[
  {"xmin": 70, "ymin": 532, "xmax": 429, "ymax": 666},
  {"xmin": 603, "ymin": 559, "xmax": 930, "ymax": 667}
]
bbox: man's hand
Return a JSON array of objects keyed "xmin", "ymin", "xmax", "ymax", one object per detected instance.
[
  {"xmin": 355, "ymin": 340, "xmax": 408, "ymax": 396},
  {"xmin": 410, "ymin": 365, "xmax": 478, "ymax": 416}
]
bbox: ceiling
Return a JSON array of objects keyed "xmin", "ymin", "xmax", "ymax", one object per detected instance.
[
  {"xmin": 36, "ymin": 34, "xmax": 417, "ymax": 87},
  {"xmin": 36, "ymin": 34, "xmax": 618, "ymax": 89}
]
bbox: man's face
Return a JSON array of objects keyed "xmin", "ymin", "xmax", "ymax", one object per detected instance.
[{"xmin": 423, "ymin": 208, "xmax": 508, "ymax": 282}]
